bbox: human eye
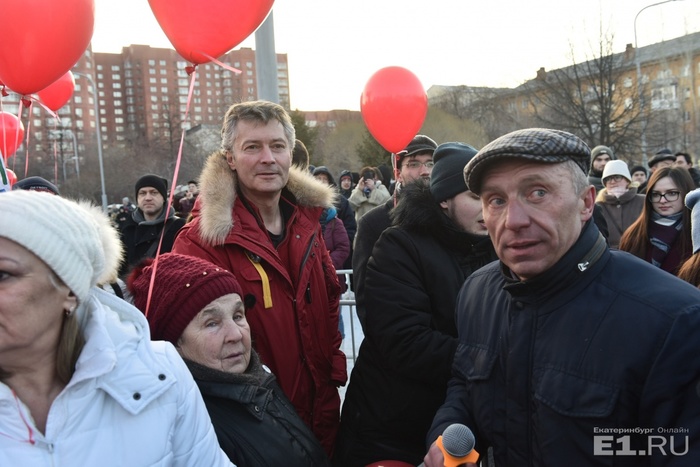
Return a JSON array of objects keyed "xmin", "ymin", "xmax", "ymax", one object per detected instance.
[
  {"xmin": 204, "ymin": 319, "xmax": 220, "ymax": 329},
  {"xmin": 405, "ymin": 161, "xmax": 419, "ymax": 169},
  {"xmin": 529, "ymin": 189, "xmax": 547, "ymax": 200},
  {"xmin": 486, "ymin": 195, "xmax": 505, "ymax": 208},
  {"xmin": 271, "ymin": 142, "xmax": 287, "ymax": 151}
]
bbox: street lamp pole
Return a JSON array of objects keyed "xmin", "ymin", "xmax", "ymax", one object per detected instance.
[
  {"xmin": 73, "ymin": 70, "xmax": 108, "ymax": 212},
  {"xmin": 634, "ymin": 0, "xmax": 682, "ymax": 168}
]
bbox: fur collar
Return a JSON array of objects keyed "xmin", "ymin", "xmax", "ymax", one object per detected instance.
[{"xmin": 197, "ymin": 150, "xmax": 336, "ymax": 246}]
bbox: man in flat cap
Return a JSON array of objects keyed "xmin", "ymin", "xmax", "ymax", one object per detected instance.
[{"xmin": 423, "ymin": 128, "xmax": 700, "ymax": 466}]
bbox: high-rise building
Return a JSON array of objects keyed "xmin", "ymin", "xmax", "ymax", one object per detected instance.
[{"xmin": 2, "ymin": 44, "xmax": 289, "ymax": 157}]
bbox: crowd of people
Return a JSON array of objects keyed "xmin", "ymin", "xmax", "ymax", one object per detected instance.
[{"xmin": 2, "ymin": 100, "xmax": 700, "ymax": 466}]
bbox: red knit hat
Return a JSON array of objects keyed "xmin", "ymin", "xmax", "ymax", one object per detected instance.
[{"xmin": 127, "ymin": 253, "xmax": 243, "ymax": 344}]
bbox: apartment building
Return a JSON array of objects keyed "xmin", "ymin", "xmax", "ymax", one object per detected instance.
[
  {"xmin": 429, "ymin": 31, "xmax": 700, "ymax": 163},
  {"xmin": 2, "ymin": 44, "xmax": 289, "ymax": 159}
]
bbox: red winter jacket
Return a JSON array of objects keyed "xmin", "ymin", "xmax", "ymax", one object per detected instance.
[{"xmin": 173, "ymin": 152, "xmax": 346, "ymax": 456}]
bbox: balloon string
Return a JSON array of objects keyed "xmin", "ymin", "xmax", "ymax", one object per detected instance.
[
  {"xmin": 23, "ymin": 100, "xmax": 34, "ymax": 178},
  {"xmin": 198, "ymin": 53, "xmax": 243, "ymax": 75},
  {"xmin": 144, "ymin": 67, "xmax": 198, "ymax": 318}
]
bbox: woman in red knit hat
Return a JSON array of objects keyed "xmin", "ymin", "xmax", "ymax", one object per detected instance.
[{"xmin": 128, "ymin": 253, "xmax": 330, "ymax": 467}]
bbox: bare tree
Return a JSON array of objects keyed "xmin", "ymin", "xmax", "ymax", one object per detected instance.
[{"xmin": 523, "ymin": 32, "xmax": 646, "ymax": 158}]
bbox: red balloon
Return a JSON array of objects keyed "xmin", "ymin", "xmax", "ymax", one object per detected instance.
[
  {"xmin": 38, "ymin": 71, "xmax": 76, "ymax": 111},
  {"xmin": 6, "ymin": 168, "xmax": 17, "ymax": 187},
  {"xmin": 0, "ymin": 0, "xmax": 94, "ymax": 96},
  {"xmin": 360, "ymin": 66, "xmax": 428, "ymax": 153},
  {"xmin": 0, "ymin": 112, "xmax": 25, "ymax": 160},
  {"xmin": 148, "ymin": 0, "xmax": 275, "ymax": 65}
]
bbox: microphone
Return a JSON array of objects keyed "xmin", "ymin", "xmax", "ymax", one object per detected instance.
[{"xmin": 435, "ymin": 423, "xmax": 479, "ymax": 467}]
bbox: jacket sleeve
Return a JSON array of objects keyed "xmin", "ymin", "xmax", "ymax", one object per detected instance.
[
  {"xmin": 347, "ymin": 185, "xmax": 366, "ymax": 210},
  {"xmin": 318, "ymin": 238, "xmax": 347, "ymax": 387},
  {"xmin": 639, "ymin": 305, "xmax": 700, "ymax": 465},
  {"xmin": 162, "ymin": 343, "xmax": 234, "ymax": 467},
  {"xmin": 328, "ymin": 219, "xmax": 350, "ymax": 270},
  {"xmin": 364, "ymin": 228, "xmax": 457, "ymax": 384}
]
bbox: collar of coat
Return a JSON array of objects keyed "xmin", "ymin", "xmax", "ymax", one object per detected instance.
[{"xmin": 197, "ymin": 150, "xmax": 337, "ymax": 246}]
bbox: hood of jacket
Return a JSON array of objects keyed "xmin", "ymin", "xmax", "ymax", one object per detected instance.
[
  {"xmin": 195, "ymin": 150, "xmax": 337, "ymax": 246},
  {"xmin": 391, "ymin": 178, "xmax": 489, "ymax": 254}
]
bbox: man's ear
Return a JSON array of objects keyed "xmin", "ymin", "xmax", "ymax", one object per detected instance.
[
  {"xmin": 580, "ymin": 185, "xmax": 596, "ymax": 222},
  {"xmin": 226, "ymin": 150, "xmax": 235, "ymax": 171}
]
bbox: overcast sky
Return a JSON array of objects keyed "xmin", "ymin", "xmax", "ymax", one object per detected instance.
[{"xmin": 92, "ymin": 0, "xmax": 700, "ymax": 111}]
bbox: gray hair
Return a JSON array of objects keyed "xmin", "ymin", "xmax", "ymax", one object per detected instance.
[
  {"xmin": 562, "ymin": 159, "xmax": 591, "ymax": 196},
  {"xmin": 220, "ymin": 100, "xmax": 296, "ymax": 153}
]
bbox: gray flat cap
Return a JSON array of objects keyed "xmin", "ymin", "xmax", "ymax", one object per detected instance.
[{"xmin": 463, "ymin": 128, "xmax": 591, "ymax": 195}]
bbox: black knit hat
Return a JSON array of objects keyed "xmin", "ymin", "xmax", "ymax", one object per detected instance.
[
  {"xmin": 395, "ymin": 135, "xmax": 437, "ymax": 168},
  {"xmin": 430, "ymin": 142, "xmax": 478, "ymax": 202},
  {"xmin": 135, "ymin": 174, "xmax": 168, "ymax": 200}
]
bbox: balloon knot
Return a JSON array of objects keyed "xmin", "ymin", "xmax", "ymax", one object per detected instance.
[
  {"xmin": 1, "ymin": 87, "xmax": 8, "ymax": 97},
  {"xmin": 21, "ymin": 97, "xmax": 32, "ymax": 107},
  {"xmin": 185, "ymin": 65, "xmax": 197, "ymax": 75}
]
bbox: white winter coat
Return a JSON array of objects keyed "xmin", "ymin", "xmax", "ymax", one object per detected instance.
[{"xmin": 0, "ymin": 288, "xmax": 233, "ymax": 467}]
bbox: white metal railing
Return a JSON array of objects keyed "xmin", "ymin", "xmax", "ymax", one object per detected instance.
[{"xmin": 336, "ymin": 269, "xmax": 360, "ymax": 364}]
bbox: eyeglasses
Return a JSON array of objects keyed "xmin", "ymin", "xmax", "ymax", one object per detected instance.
[
  {"xmin": 404, "ymin": 161, "xmax": 435, "ymax": 170},
  {"xmin": 649, "ymin": 190, "xmax": 681, "ymax": 203},
  {"xmin": 604, "ymin": 175, "xmax": 626, "ymax": 183}
]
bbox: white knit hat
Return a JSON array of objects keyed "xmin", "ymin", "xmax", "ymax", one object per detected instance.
[
  {"xmin": 0, "ymin": 190, "xmax": 123, "ymax": 302},
  {"xmin": 602, "ymin": 160, "xmax": 632, "ymax": 184}
]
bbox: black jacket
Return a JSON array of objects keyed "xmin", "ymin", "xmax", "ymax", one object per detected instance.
[
  {"xmin": 188, "ymin": 357, "xmax": 330, "ymax": 467},
  {"xmin": 429, "ymin": 220, "xmax": 700, "ymax": 466},
  {"xmin": 118, "ymin": 206, "xmax": 185, "ymax": 277},
  {"xmin": 335, "ymin": 181, "xmax": 497, "ymax": 466},
  {"xmin": 351, "ymin": 196, "xmax": 395, "ymax": 329}
]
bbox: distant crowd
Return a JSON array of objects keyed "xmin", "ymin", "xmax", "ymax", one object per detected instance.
[{"xmin": 2, "ymin": 100, "xmax": 699, "ymax": 466}]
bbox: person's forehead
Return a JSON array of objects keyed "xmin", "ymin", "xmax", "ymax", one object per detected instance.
[
  {"xmin": 594, "ymin": 153, "xmax": 611, "ymax": 160},
  {"xmin": 482, "ymin": 159, "xmax": 566, "ymax": 185},
  {"xmin": 138, "ymin": 186, "xmax": 160, "ymax": 192},
  {"xmin": 236, "ymin": 119, "xmax": 286, "ymax": 140}
]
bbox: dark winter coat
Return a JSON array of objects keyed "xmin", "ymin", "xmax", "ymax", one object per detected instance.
[
  {"xmin": 335, "ymin": 180, "xmax": 497, "ymax": 466},
  {"xmin": 320, "ymin": 207, "xmax": 350, "ymax": 271},
  {"xmin": 595, "ymin": 188, "xmax": 645, "ymax": 248},
  {"xmin": 172, "ymin": 152, "xmax": 346, "ymax": 456},
  {"xmin": 118, "ymin": 206, "xmax": 185, "ymax": 277},
  {"xmin": 351, "ymin": 197, "xmax": 395, "ymax": 330},
  {"xmin": 429, "ymin": 220, "xmax": 700, "ymax": 466},
  {"xmin": 186, "ymin": 355, "xmax": 331, "ymax": 467}
]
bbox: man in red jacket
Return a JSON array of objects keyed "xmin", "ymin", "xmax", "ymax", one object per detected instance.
[{"xmin": 172, "ymin": 100, "xmax": 346, "ymax": 457}]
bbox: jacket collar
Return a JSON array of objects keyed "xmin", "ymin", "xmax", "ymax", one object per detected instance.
[
  {"xmin": 502, "ymin": 220, "xmax": 608, "ymax": 301},
  {"xmin": 392, "ymin": 179, "xmax": 491, "ymax": 254},
  {"xmin": 195, "ymin": 150, "xmax": 336, "ymax": 246},
  {"xmin": 70, "ymin": 288, "xmax": 175, "ymax": 415}
]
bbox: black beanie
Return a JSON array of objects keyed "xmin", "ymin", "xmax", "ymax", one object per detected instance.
[
  {"xmin": 430, "ymin": 142, "xmax": 478, "ymax": 202},
  {"xmin": 135, "ymin": 174, "xmax": 168, "ymax": 200}
]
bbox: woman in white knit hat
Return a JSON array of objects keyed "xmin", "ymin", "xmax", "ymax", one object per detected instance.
[
  {"xmin": 0, "ymin": 190, "xmax": 232, "ymax": 466},
  {"xmin": 594, "ymin": 159, "xmax": 645, "ymax": 248}
]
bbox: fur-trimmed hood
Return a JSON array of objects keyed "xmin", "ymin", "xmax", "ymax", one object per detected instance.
[{"xmin": 195, "ymin": 150, "xmax": 337, "ymax": 246}]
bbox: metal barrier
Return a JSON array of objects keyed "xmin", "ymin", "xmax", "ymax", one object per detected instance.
[{"xmin": 336, "ymin": 269, "xmax": 360, "ymax": 364}]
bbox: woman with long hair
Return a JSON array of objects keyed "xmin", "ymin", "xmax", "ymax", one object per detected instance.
[{"xmin": 619, "ymin": 166, "xmax": 695, "ymax": 275}]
